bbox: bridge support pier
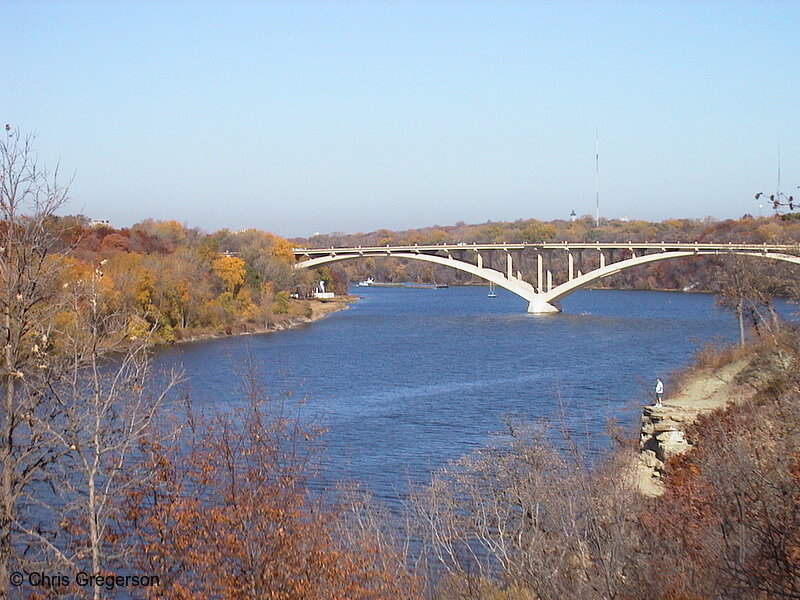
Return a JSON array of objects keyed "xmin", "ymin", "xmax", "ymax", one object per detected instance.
[
  {"xmin": 527, "ymin": 296, "xmax": 560, "ymax": 314},
  {"xmin": 537, "ymin": 254, "xmax": 543, "ymax": 293}
]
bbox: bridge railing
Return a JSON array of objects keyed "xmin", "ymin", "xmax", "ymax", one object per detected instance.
[{"xmin": 294, "ymin": 242, "xmax": 800, "ymax": 256}]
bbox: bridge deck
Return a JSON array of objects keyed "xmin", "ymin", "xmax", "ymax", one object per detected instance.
[{"xmin": 295, "ymin": 242, "xmax": 800, "ymax": 255}]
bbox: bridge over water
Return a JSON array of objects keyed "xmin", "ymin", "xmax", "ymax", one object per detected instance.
[{"xmin": 293, "ymin": 242, "xmax": 800, "ymax": 313}]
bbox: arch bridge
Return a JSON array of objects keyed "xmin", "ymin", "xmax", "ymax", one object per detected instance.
[{"xmin": 293, "ymin": 242, "xmax": 800, "ymax": 313}]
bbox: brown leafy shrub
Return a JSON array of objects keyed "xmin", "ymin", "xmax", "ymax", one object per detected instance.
[
  {"xmin": 641, "ymin": 338, "xmax": 800, "ymax": 600},
  {"xmin": 124, "ymin": 379, "xmax": 420, "ymax": 600}
]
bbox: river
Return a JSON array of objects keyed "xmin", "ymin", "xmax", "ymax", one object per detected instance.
[{"xmin": 153, "ymin": 286, "xmax": 791, "ymax": 504}]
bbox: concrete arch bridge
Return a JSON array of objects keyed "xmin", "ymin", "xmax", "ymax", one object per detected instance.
[{"xmin": 293, "ymin": 243, "xmax": 800, "ymax": 314}]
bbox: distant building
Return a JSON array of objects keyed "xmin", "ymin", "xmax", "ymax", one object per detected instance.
[
  {"xmin": 88, "ymin": 219, "xmax": 111, "ymax": 228},
  {"xmin": 569, "ymin": 210, "xmax": 577, "ymax": 222},
  {"xmin": 313, "ymin": 280, "xmax": 335, "ymax": 299},
  {"xmin": 620, "ymin": 216, "xmax": 630, "ymax": 223}
]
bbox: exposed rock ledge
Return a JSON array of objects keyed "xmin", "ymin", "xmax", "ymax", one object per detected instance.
[{"xmin": 632, "ymin": 357, "xmax": 750, "ymax": 497}]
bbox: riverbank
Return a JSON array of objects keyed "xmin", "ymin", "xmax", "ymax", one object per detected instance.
[
  {"xmin": 158, "ymin": 295, "xmax": 358, "ymax": 347},
  {"xmin": 631, "ymin": 340, "xmax": 785, "ymax": 497}
]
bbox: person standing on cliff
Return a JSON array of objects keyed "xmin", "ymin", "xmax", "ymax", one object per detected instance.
[{"xmin": 655, "ymin": 378, "xmax": 664, "ymax": 407}]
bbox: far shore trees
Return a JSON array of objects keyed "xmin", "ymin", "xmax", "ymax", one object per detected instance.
[{"xmin": 299, "ymin": 216, "xmax": 800, "ymax": 293}]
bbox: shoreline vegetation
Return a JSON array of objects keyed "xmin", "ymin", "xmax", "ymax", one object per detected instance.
[{"xmin": 152, "ymin": 295, "xmax": 357, "ymax": 348}]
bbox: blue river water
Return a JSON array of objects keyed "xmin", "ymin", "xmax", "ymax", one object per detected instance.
[{"xmin": 153, "ymin": 286, "xmax": 793, "ymax": 503}]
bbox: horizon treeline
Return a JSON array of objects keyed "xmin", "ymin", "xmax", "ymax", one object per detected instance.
[{"xmin": 298, "ymin": 212, "xmax": 800, "ymax": 248}]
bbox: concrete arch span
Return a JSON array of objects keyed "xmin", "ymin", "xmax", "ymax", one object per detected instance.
[
  {"xmin": 295, "ymin": 252, "xmax": 539, "ymax": 304},
  {"xmin": 544, "ymin": 251, "xmax": 800, "ymax": 305},
  {"xmin": 295, "ymin": 250, "xmax": 800, "ymax": 314}
]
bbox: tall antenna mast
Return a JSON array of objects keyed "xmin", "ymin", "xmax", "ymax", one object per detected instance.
[
  {"xmin": 595, "ymin": 126, "xmax": 600, "ymax": 227},
  {"xmin": 777, "ymin": 141, "xmax": 781, "ymax": 199}
]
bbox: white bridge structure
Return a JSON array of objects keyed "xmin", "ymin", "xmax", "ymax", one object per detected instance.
[{"xmin": 293, "ymin": 242, "xmax": 800, "ymax": 313}]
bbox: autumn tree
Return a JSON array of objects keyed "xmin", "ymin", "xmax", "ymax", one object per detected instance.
[
  {"xmin": 99, "ymin": 232, "xmax": 129, "ymax": 252},
  {"xmin": 714, "ymin": 254, "xmax": 791, "ymax": 345},
  {"xmin": 212, "ymin": 255, "xmax": 247, "ymax": 294},
  {"xmin": 521, "ymin": 221, "xmax": 557, "ymax": 243},
  {"xmin": 128, "ymin": 219, "xmax": 188, "ymax": 254},
  {"xmin": 257, "ymin": 281, "xmax": 276, "ymax": 328},
  {"xmin": 270, "ymin": 236, "xmax": 295, "ymax": 264},
  {"xmin": 0, "ymin": 130, "xmax": 70, "ymax": 599},
  {"xmin": 224, "ymin": 230, "xmax": 295, "ymax": 294},
  {"xmin": 37, "ymin": 264, "xmax": 181, "ymax": 600}
]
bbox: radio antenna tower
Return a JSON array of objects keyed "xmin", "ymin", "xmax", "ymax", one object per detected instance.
[{"xmin": 595, "ymin": 127, "xmax": 600, "ymax": 227}]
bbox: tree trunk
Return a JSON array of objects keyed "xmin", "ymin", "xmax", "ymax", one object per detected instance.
[
  {"xmin": 1, "ymin": 376, "xmax": 13, "ymax": 600},
  {"xmin": 89, "ymin": 467, "xmax": 101, "ymax": 600},
  {"xmin": 1, "ymin": 297, "xmax": 16, "ymax": 600},
  {"xmin": 737, "ymin": 303, "xmax": 745, "ymax": 347}
]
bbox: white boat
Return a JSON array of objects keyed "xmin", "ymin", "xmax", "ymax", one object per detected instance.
[
  {"xmin": 357, "ymin": 278, "xmax": 374, "ymax": 287},
  {"xmin": 488, "ymin": 282, "xmax": 497, "ymax": 298}
]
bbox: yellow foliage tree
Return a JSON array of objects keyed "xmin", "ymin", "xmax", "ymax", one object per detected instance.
[
  {"xmin": 271, "ymin": 237, "xmax": 296, "ymax": 264},
  {"xmin": 423, "ymin": 229, "xmax": 450, "ymax": 244},
  {"xmin": 521, "ymin": 222, "xmax": 557, "ymax": 243},
  {"xmin": 212, "ymin": 255, "xmax": 246, "ymax": 293}
]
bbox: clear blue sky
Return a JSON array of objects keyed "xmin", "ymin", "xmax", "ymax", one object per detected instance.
[{"xmin": 4, "ymin": 1, "xmax": 799, "ymax": 236}]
